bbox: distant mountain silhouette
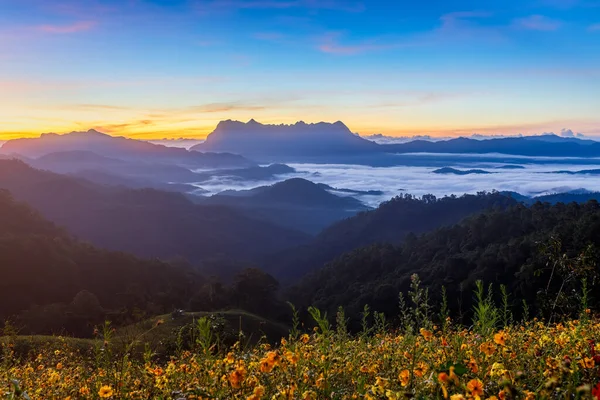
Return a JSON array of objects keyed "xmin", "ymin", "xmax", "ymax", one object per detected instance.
[
  {"xmin": 72, "ymin": 169, "xmax": 201, "ymax": 193},
  {"xmin": 383, "ymin": 135, "xmax": 600, "ymax": 157},
  {"xmin": 204, "ymin": 178, "xmax": 370, "ymax": 234},
  {"xmin": 550, "ymin": 169, "xmax": 600, "ymax": 175},
  {"xmin": 495, "ymin": 165, "xmax": 525, "ymax": 170},
  {"xmin": 192, "ymin": 120, "xmax": 600, "ymax": 162},
  {"xmin": 193, "ymin": 120, "xmax": 378, "ymax": 161},
  {"xmin": 1, "ymin": 129, "xmax": 255, "ymax": 168},
  {"xmin": 29, "ymin": 150, "xmax": 202, "ymax": 183},
  {"xmin": 0, "ymin": 159, "xmax": 309, "ymax": 263},
  {"xmin": 432, "ymin": 167, "xmax": 492, "ymax": 175},
  {"xmin": 195, "ymin": 163, "xmax": 296, "ymax": 183}
]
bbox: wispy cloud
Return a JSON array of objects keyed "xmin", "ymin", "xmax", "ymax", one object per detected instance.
[
  {"xmin": 317, "ymin": 32, "xmax": 410, "ymax": 55},
  {"xmin": 37, "ymin": 20, "xmax": 96, "ymax": 34},
  {"xmin": 589, "ymin": 23, "xmax": 600, "ymax": 31},
  {"xmin": 195, "ymin": 0, "xmax": 364, "ymax": 14},
  {"xmin": 513, "ymin": 15, "xmax": 562, "ymax": 31},
  {"xmin": 253, "ymin": 32, "xmax": 287, "ymax": 42},
  {"xmin": 317, "ymin": 11, "xmax": 497, "ymax": 55}
]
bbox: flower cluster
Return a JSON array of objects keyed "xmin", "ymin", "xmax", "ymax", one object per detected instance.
[{"xmin": 2, "ymin": 319, "xmax": 600, "ymax": 399}]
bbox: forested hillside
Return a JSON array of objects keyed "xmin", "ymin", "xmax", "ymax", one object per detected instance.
[
  {"xmin": 267, "ymin": 192, "xmax": 516, "ymax": 279},
  {"xmin": 290, "ymin": 201, "xmax": 600, "ymax": 327}
]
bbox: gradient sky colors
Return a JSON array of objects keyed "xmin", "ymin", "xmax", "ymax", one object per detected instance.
[{"xmin": 1, "ymin": 0, "xmax": 599, "ymax": 140}]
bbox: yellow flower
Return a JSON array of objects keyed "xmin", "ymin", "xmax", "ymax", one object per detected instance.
[
  {"xmin": 79, "ymin": 386, "xmax": 90, "ymax": 395},
  {"xmin": 302, "ymin": 390, "xmax": 317, "ymax": 400},
  {"xmin": 300, "ymin": 334, "xmax": 310, "ymax": 343},
  {"xmin": 450, "ymin": 395, "xmax": 466, "ymax": 400},
  {"xmin": 98, "ymin": 385, "xmax": 113, "ymax": 398},
  {"xmin": 399, "ymin": 369, "xmax": 410, "ymax": 386}
]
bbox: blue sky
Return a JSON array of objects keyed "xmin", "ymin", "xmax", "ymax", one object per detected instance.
[{"xmin": 0, "ymin": 0, "xmax": 599, "ymax": 139}]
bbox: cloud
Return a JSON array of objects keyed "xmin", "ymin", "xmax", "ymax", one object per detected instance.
[
  {"xmin": 37, "ymin": 20, "xmax": 96, "ymax": 34},
  {"xmin": 194, "ymin": 159, "xmax": 600, "ymax": 207},
  {"xmin": 560, "ymin": 128, "xmax": 586, "ymax": 138},
  {"xmin": 589, "ymin": 23, "xmax": 600, "ymax": 31},
  {"xmin": 253, "ymin": 32, "xmax": 287, "ymax": 42},
  {"xmin": 316, "ymin": 11, "xmax": 500, "ymax": 55},
  {"xmin": 513, "ymin": 15, "xmax": 562, "ymax": 31},
  {"xmin": 195, "ymin": 0, "xmax": 364, "ymax": 14},
  {"xmin": 317, "ymin": 32, "xmax": 409, "ymax": 55}
]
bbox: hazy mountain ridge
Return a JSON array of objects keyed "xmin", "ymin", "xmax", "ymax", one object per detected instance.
[
  {"xmin": 0, "ymin": 159, "xmax": 310, "ymax": 263},
  {"xmin": 203, "ymin": 178, "xmax": 370, "ymax": 234},
  {"xmin": 1, "ymin": 129, "xmax": 255, "ymax": 168},
  {"xmin": 191, "ymin": 119, "xmax": 600, "ymax": 162}
]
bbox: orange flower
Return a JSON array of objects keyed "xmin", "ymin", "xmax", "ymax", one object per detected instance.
[
  {"xmin": 467, "ymin": 357, "xmax": 479, "ymax": 373},
  {"xmin": 438, "ymin": 372, "xmax": 449, "ymax": 384},
  {"xmin": 420, "ymin": 328, "xmax": 434, "ymax": 341},
  {"xmin": 494, "ymin": 332, "xmax": 508, "ymax": 346},
  {"xmin": 467, "ymin": 379, "xmax": 484, "ymax": 398},
  {"xmin": 229, "ymin": 366, "xmax": 246, "ymax": 388},
  {"xmin": 399, "ymin": 369, "xmax": 410, "ymax": 386},
  {"xmin": 479, "ymin": 342, "xmax": 496, "ymax": 356}
]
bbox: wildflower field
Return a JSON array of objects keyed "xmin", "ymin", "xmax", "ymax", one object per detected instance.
[{"xmin": 2, "ymin": 315, "xmax": 600, "ymax": 400}]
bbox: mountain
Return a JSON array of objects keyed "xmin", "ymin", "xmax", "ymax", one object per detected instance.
[
  {"xmin": 30, "ymin": 150, "xmax": 203, "ymax": 183},
  {"xmin": 265, "ymin": 192, "xmax": 517, "ymax": 280},
  {"xmin": 204, "ymin": 178, "xmax": 369, "ymax": 234},
  {"xmin": 1, "ymin": 129, "xmax": 255, "ymax": 168},
  {"xmin": 0, "ymin": 159, "xmax": 310, "ymax": 264},
  {"xmin": 195, "ymin": 163, "xmax": 296, "ymax": 183},
  {"xmin": 383, "ymin": 135, "xmax": 600, "ymax": 158},
  {"xmin": 0, "ymin": 188, "xmax": 201, "ymax": 333},
  {"xmin": 432, "ymin": 167, "xmax": 492, "ymax": 175},
  {"xmin": 551, "ymin": 169, "xmax": 600, "ymax": 175},
  {"xmin": 289, "ymin": 200, "xmax": 600, "ymax": 326},
  {"xmin": 192, "ymin": 120, "xmax": 600, "ymax": 164},
  {"xmin": 192, "ymin": 120, "xmax": 378, "ymax": 161},
  {"xmin": 72, "ymin": 169, "xmax": 201, "ymax": 193}
]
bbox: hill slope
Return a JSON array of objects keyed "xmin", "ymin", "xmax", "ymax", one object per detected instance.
[
  {"xmin": 204, "ymin": 178, "xmax": 370, "ymax": 234},
  {"xmin": 0, "ymin": 160, "xmax": 310, "ymax": 264},
  {"xmin": 266, "ymin": 192, "xmax": 517, "ymax": 280},
  {"xmin": 290, "ymin": 201, "xmax": 600, "ymax": 324},
  {"xmin": 0, "ymin": 189, "xmax": 201, "ymax": 333}
]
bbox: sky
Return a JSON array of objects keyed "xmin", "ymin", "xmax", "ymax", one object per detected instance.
[{"xmin": 1, "ymin": 0, "xmax": 599, "ymax": 140}]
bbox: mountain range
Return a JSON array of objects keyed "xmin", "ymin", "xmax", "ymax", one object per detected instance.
[
  {"xmin": 0, "ymin": 159, "xmax": 310, "ymax": 264},
  {"xmin": 192, "ymin": 120, "xmax": 600, "ymax": 162},
  {"xmin": 1, "ymin": 129, "xmax": 254, "ymax": 168}
]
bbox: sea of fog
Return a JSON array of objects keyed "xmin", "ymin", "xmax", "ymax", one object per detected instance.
[{"xmin": 193, "ymin": 156, "xmax": 600, "ymax": 207}]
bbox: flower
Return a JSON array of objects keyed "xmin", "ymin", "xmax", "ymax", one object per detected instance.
[
  {"xmin": 98, "ymin": 385, "xmax": 113, "ymax": 398},
  {"xmin": 480, "ymin": 342, "xmax": 496, "ymax": 356},
  {"xmin": 494, "ymin": 332, "xmax": 507, "ymax": 346},
  {"xmin": 399, "ymin": 369, "xmax": 410, "ymax": 386},
  {"xmin": 420, "ymin": 328, "xmax": 434, "ymax": 341},
  {"xmin": 467, "ymin": 379, "xmax": 484, "ymax": 398}
]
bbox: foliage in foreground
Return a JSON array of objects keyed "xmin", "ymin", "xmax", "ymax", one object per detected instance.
[{"xmin": 2, "ymin": 316, "xmax": 600, "ymax": 399}]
